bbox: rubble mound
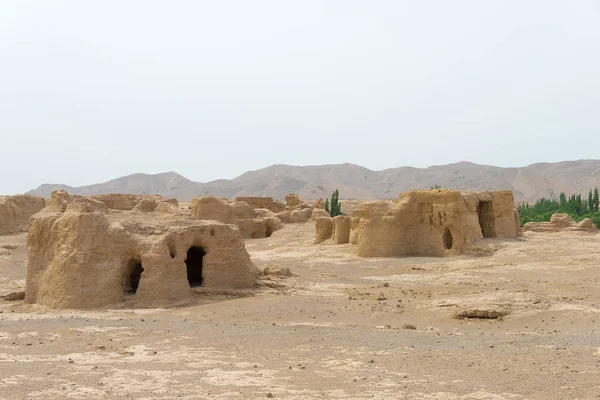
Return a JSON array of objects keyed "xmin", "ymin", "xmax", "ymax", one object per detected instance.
[
  {"xmin": 190, "ymin": 196, "xmax": 282, "ymax": 238},
  {"xmin": 0, "ymin": 194, "xmax": 46, "ymax": 234},
  {"xmin": 234, "ymin": 197, "xmax": 286, "ymax": 213},
  {"xmin": 523, "ymin": 213, "xmax": 598, "ymax": 233}
]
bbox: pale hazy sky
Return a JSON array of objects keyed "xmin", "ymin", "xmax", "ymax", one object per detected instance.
[{"xmin": 2, "ymin": 1, "xmax": 600, "ymax": 194}]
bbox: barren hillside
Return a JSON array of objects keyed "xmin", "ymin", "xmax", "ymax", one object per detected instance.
[{"xmin": 26, "ymin": 160, "xmax": 600, "ymax": 202}]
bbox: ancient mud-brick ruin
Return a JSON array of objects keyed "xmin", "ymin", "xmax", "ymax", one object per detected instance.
[
  {"xmin": 234, "ymin": 196, "xmax": 286, "ymax": 213},
  {"xmin": 0, "ymin": 195, "xmax": 46, "ymax": 234},
  {"xmin": 523, "ymin": 213, "xmax": 598, "ymax": 234},
  {"xmin": 189, "ymin": 193, "xmax": 328, "ymax": 237},
  {"xmin": 316, "ymin": 189, "xmax": 519, "ymax": 257},
  {"xmin": 190, "ymin": 196, "xmax": 283, "ymax": 238},
  {"xmin": 25, "ymin": 191, "xmax": 258, "ymax": 309}
]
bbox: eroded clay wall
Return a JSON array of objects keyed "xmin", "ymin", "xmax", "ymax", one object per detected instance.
[
  {"xmin": 234, "ymin": 197, "xmax": 286, "ymax": 213},
  {"xmin": 0, "ymin": 195, "xmax": 46, "ymax": 234},
  {"xmin": 356, "ymin": 191, "xmax": 485, "ymax": 257},
  {"xmin": 25, "ymin": 195, "xmax": 258, "ymax": 309}
]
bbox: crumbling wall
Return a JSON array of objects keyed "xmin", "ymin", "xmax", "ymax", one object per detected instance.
[
  {"xmin": 310, "ymin": 208, "xmax": 330, "ymax": 221},
  {"xmin": 513, "ymin": 208, "xmax": 521, "ymax": 236},
  {"xmin": 25, "ymin": 196, "xmax": 258, "ymax": 309},
  {"xmin": 89, "ymin": 193, "xmax": 162, "ymax": 211},
  {"xmin": 353, "ymin": 190, "xmax": 517, "ymax": 258},
  {"xmin": 523, "ymin": 213, "xmax": 598, "ymax": 233},
  {"xmin": 191, "ymin": 196, "xmax": 232, "ymax": 222},
  {"xmin": 0, "ymin": 195, "xmax": 46, "ymax": 234},
  {"xmin": 355, "ymin": 200, "xmax": 413, "ymax": 257},
  {"xmin": 285, "ymin": 193, "xmax": 301, "ymax": 208},
  {"xmin": 332, "ymin": 216, "xmax": 351, "ymax": 244},
  {"xmin": 235, "ymin": 217, "xmax": 281, "ymax": 239},
  {"xmin": 349, "ymin": 216, "xmax": 361, "ymax": 245},
  {"xmin": 132, "ymin": 198, "xmax": 180, "ymax": 215},
  {"xmin": 314, "ymin": 217, "xmax": 333, "ymax": 244},
  {"xmin": 234, "ymin": 197, "xmax": 286, "ymax": 213},
  {"xmin": 190, "ymin": 196, "xmax": 282, "ymax": 238},
  {"xmin": 476, "ymin": 191, "xmax": 518, "ymax": 238},
  {"xmin": 229, "ymin": 201, "xmax": 256, "ymax": 220},
  {"xmin": 276, "ymin": 207, "xmax": 314, "ymax": 224}
]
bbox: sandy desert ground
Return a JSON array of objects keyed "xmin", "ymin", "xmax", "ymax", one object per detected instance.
[{"xmin": 1, "ymin": 222, "xmax": 600, "ymax": 399}]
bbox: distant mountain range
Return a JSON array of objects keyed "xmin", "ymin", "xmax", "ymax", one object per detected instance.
[{"xmin": 26, "ymin": 160, "xmax": 600, "ymax": 203}]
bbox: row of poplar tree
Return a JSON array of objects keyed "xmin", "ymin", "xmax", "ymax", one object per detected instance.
[{"xmin": 517, "ymin": 188, "xmax": 600, "ymax": 227}]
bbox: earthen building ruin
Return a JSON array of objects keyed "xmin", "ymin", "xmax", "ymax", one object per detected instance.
[
  {"xmin": 523, "ymin": 213, "xmax": 598, "ymax": 233},
  {"xmin": 316, "ymin": 189, "xmax": 519, "ymax": 257},
  {"xmin": 25, "ymin": 191, "xmax": 258, "ymax": 309},
  {"xmin": 0, "ymin": 195, "xmax": 46, "ymax": 234},
  {"xmin": 234, "ymin": 197, "xmax": 286, "ymax": 213},
  {"xmin": 190, "ymin": 196, "xmax": 282, "ymax": 238}
]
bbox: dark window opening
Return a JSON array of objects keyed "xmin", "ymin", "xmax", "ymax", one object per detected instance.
[
  {"xmin": 265, "ymin": 225, "xmax": 273, "ymax": 238},
  {"xmin": 477, "ymin": 201, "xmax": 495, "ymax": 238},
  {"xmin": 125, "ymin": 259, "xmax": 144, "ymax": 294},
  {"xmin": 443, "ymin": 228, "xmax": 453, "ymax": 250},
  {"xmin": 185, "ymin": 246, "xmax": 205, "ymax": 287}
]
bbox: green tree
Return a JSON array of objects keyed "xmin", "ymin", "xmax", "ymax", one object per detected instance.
[
  {"xmin": 324, "ymin": 198, "xmax": 330, "ymax": 214},
  {"xmin": 588, "ymin": 189, "xmax": 593, "ymax": 212},
  {"xmin": 517, "ymin": 189, "xmax": 600, "ymax": 228},
  {"xmin": 328, "ymin": 189, "xmax": 342, "ymax": 217}
]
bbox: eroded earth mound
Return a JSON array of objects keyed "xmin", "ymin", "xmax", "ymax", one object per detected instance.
[
  {"xmin": 523, "ymin": 213, "xmax": 598, "ymax": 233},
  {"xmin": 25, "ymin": 192, "xmax": 258, "ymax": 309},
  {"xmin": 0, "ymin": 194, "xmax": 46, "ymax": 234}
]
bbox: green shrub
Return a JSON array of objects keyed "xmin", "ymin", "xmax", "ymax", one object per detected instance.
[
  {"xmin": 326, "ymin": 189, "xmax": 342, "ymax": 217},
  {"xmin": 517, "ymin": 188, "xmax": 600, "ymax": 228}
]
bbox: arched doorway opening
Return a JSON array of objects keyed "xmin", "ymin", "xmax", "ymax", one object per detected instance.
[
  {"xmin": 185, "ymin": 246, "xmax": 205, "ymax": 287},
  {"xmin": 443, "ymin": 228, "xmax": 453, "ymax": 250},
  {"xmin": 124, "ymin": 259, "xmax": 144, "ymax": 294}
]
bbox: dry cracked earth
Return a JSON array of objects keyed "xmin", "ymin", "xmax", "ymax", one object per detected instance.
[{"xmin": 1, "ymin": 223, "xmax": 600, "ymax": 399}]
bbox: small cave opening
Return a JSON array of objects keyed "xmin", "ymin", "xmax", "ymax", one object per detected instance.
[
  {"xmin": 124, "ymin": 259, "xmax": 144, "ymax": 294},
  {"xmin": 185, "ymin": 246, "xmax": 205, "ymax": 288},
  {"xmin": 265, "ymin": 225, "xmax": 273, "ymax": 238},
  {"xmin": 167, "ymin": 242, "xmax": 176, "ymax": 259},
  {"xmin": 443, "ymin": 228, "xmax": 453, "ymax": 250}
]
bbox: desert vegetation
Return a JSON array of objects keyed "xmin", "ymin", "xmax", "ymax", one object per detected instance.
[
  {"xmin": 518, "ymin": 188, "xmax": 600, "ymax": 227},
  {"xmin": 324, "ymin": 189, "xmax": 343, "ymax": 217}
]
